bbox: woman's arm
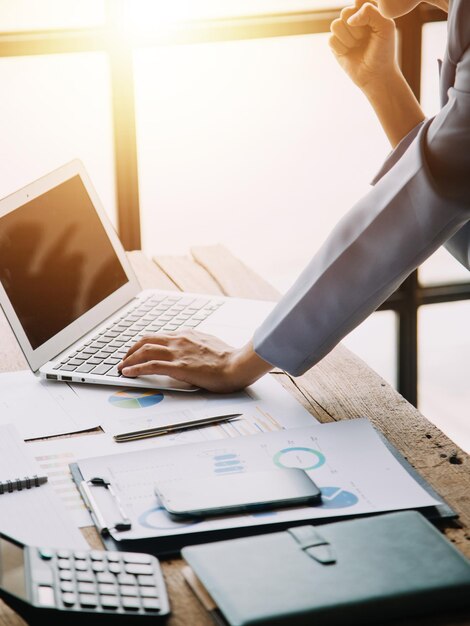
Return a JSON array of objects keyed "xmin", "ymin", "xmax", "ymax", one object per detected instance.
[
  {"xmin": 330, "ymin": 1, "xmax": 425, "ymax": 148},
  {"xmin": 119, "ymin": 2, "xmax": 469, "ymax": 389},
  {"xmin": 363, "ymin": 69, "xmax": 425, "ymax": 148},
  {"xmin": 253, "ymin": 43, "xmax": 470, "ymax": 376}
]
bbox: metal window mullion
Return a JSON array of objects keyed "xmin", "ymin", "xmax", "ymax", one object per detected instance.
[
  {"xmin": 393, "ymin": 10, "xmax": 423, "ymax": 406},
  {"xmin": 108, "ymin": 42, "xmax": 141, "ymax": 250}
]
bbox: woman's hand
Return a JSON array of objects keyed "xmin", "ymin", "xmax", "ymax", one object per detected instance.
[
  {"xmin": 329, "ymin": 1, "xmax": 398, "ymax": 94},
  {"xmin": 117, "ymin": 330, "xmax": 272, "ymax": 393}
]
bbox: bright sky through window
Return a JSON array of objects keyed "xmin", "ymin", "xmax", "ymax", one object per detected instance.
[{"xmin": 122, "ymin": 1, "xmax": 349, "ymax": 35}]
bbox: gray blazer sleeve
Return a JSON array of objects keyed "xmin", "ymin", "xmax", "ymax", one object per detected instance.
[
  {"xmin": 372, "ymin": 119, "xmax": 470, "ymax": 269},
  {"xmin": 370, "ymin": 121, "xmax": 424, "ymax": 185},
  {"xmin": 253, "ymin": 47, "xmax": 470, "ymax": 377}
]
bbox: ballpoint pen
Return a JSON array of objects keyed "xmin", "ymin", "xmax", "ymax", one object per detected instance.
[{"xmin": 113, "ymin": 413, "xmax": 242, "ymax": 442}]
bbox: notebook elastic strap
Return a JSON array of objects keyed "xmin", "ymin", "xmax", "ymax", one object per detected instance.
[{"xmin": 287, "ymin": 525, "xmax": 337, "ymax": 565}]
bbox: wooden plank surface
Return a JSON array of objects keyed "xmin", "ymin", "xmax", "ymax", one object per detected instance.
[
  {"xmin": 154, "ymin": 254, "xmax": 223, "ymax": 295},
  {"xmin": 0, "ymin": 247, "xmax": 469, "ymax": 626},
  {"xmin": 191, "ymin": 244, "xmax": 279, "ymax": 300},
  {"xmin": 127, "ymin": 250, "xmax": 179, "ymax": 292}
]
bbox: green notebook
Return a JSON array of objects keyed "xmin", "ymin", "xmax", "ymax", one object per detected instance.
[{"xmin": 182, "ymin": 511, "xmax": 470, "ymax": 626}]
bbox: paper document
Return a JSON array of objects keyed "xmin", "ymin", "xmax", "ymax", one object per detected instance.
[
  {"xmin": 28, "ymin": 432, "xmax": 153, "ymax": 528},
  {"xmin": 71, "ymin": 374, "xmax": 319, "ymax": 437},
  {"xmin": 0, "ymin": 424, "xmax": 88, "ymax": 549},
  {"xmin": 28, "ymin": 376, "xmax": 317, "ymax": 527},
  {"xmin": 0, "ymin": 370, "xmax": 99, "ymax": 439},
  {"xmin": 75, "ymin": 418, "xmax": 440, "ymax": 542}
]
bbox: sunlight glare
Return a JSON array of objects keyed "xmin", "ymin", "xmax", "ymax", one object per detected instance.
[
  {"xmin": 122, "ymin": 1, "xmax": 350, "ymax": 38},
  {"xmin": 124, "ymin": 0, "xmax": 209, "ymax": 36}
]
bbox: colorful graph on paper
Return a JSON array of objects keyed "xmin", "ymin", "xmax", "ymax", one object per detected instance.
[{"xmin": 108, "ymin": 389, "xmax": 164, "ymax": 409}]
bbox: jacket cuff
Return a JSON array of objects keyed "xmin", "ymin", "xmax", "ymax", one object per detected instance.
[
  {"xmin": 444, "ymin": 221, "xmax": 470, "ymax": 270},
  {"xmin": 371, "ymin": 121, "xmax": 425, "ymax": 185}
]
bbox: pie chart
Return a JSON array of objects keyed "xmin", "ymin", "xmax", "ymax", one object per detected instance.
[
  {"xmin": 273, "ymin": 446, "xmax": 325, "ymax": 470},
  {"xmin": 108, "ymin": 389, "xmax": 164, "ymax": 409},
  {"xmin": 139, "ymin": 506, "xmax": 200, "ymax": 530},
  {"xmin": 318, "ymin": 486, "xmax": 359, "ymax": 509}
]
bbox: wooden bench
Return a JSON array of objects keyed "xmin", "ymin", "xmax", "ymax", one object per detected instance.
[{"xmin": 0, "ymin": 246, "xmax": 468, "ymax": 626}]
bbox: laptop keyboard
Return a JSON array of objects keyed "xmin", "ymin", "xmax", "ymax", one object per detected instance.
[{"xmin": 54, "ymin": 294, "xmax": 222, "ymax": 378}]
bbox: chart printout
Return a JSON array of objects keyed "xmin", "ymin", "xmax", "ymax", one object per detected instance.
[{"xmin": 75, "ymin": 418, "xmax": 440, "ymax": 542}]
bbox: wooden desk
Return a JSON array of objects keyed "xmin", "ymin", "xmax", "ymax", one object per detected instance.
[{"xmin": 1, "ymin": 246, "xmax": 469, "ymax": 626}]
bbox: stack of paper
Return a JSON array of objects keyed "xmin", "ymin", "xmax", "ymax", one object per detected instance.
[{"xmin": 0, "ymin": 423, "xmax": 88, "ymax": 549}]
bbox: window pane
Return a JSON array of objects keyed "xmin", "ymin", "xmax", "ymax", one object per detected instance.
[
  {"xmin": 135, "ymin": 34, "xmax": 389, "ymax": 288},
  {"xmin": 342, "ymin": 311, "xmax": 397, "ymax": 387},
  {"xmin": 420, "ymin": 21, "xmax": 447, "ymax": 118},
  {"xmin": 419, "ymin": 21, "xmax": 468, "ymax": 285},
  {"xmin": 419, "ymin": 302, "xmax": 470, "ymax": 454},
  {"xmin": 0, "ymin": 0, "xmax": 105, "ymax": 31},
  {"xmin": 0, "ymin": 52, "xmax": 116, "ymax": 225}
]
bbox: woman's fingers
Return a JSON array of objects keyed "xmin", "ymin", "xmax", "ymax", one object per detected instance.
[
  {"xmin": 330, "ymin": 5, "xmax": 369, "ymax": 58},
  {"xmin": 347, "ymin": 2, "xmax": 395, "ymax": 36},
  {"xmin": 122, "ymin": 334, "xmax": 170, "ymax": 359},
  {"xmin": 121, "ymin": 360, "xmax": 181, "ymax": 379},
  {"xmin": 338, "ymin": 8, "xmax": 369, "ymax": 40},
  {"xmin": 331, "ymin": 18, "xmax": 361, "ymax": 48},
  {"xmin": 329, "ymin": 35, "xmax": 349, "ymax": 57},
  {"xmin": 118, "ymin": 341, "xmax": 173, "ymax": 371}
]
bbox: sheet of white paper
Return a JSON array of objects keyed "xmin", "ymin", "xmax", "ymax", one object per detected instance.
[
  {"xmin": 0, "ymin": 371, "xmax": 99, "ymax": 440},
  {"xmin": 0, "ymin": 423, "xmax": 44, "ymax": 481},
  {"xmin": 0, "ymin": 424, "xmax": 88, "ymax": 549},
  {"xmin": 71, "ymin": 374, "xmax": 319, "ymax": 437},
  {"xmin": 75, "ymin": 418, "xmax": 440, "ymax": 542}
]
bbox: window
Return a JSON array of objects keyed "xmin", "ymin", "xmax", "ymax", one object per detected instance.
[{"xmin": 135, "ymin": 33, "xmax": 389, "ymax": 288}]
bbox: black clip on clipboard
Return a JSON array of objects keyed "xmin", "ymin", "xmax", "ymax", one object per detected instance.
[{"xmin": 78, "ymin": 476, "xmax": 131, "ymax": 536}]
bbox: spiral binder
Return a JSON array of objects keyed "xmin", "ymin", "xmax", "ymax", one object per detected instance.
[{"xmin": 0, "ymin": 474, "xmax": 48, "ymax": 495}]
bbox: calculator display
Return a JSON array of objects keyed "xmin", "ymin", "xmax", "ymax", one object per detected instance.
[{"xmin": 0, "ymin": 536, "xmax": 27, "ymax": 599}]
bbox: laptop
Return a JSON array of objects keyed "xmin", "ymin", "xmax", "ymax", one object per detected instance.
[{"xmin": 0, "ymin": 160, "xmax": 275, "ymax": 391}]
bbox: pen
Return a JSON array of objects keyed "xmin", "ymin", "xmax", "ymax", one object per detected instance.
[{"xmin": 113, "ymin": 413, "xmax": 243, "ymax": 443}]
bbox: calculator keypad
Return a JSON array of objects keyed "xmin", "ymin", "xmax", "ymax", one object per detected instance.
[{"xmin": 37, "ymin": 548, "xmax": 167, "ymax": 617}]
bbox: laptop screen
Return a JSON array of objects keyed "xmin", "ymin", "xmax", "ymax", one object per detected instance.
[{"xmin": 0, "ymin": 175, "xmax": 128, "ymax": 350}]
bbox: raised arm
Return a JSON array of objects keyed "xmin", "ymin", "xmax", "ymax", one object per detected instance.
[{"xmin": 329, "ymin": 0, "xmax": 425, "ymax": 148}]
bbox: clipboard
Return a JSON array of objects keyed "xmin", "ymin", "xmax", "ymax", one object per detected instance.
[
  {"xmin": 75, "ymin": 474, "xmax": 131, "ymax": 536},
  {"xmin": 70, "ymin": 421, "xmax": 456, "ymax": 557}
]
